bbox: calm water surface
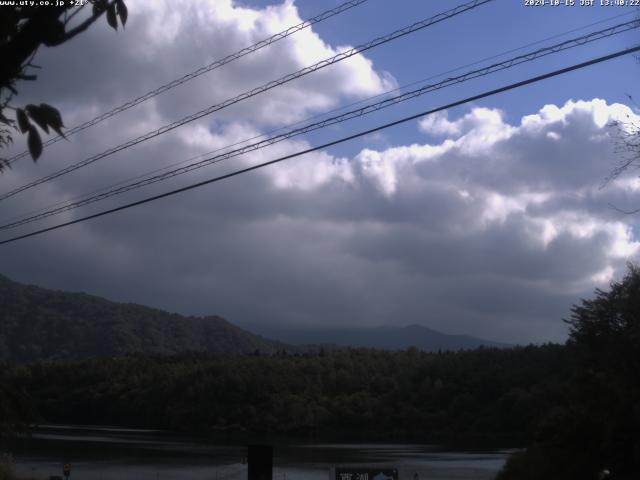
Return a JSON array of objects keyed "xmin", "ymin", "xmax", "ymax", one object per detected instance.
[{"xmin": 6, "ymin": 426, "xmax": 512, "ymax": 480}]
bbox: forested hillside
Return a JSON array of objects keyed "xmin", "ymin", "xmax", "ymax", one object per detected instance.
[
  {"xmin": 0, "ymin": 274, "xmax": 284, "ymax": 362},
  {"xmin": 2, "ymin": 345, "xmax": 569, "ymax": 446},
  {"xmin": 2, "ymin": 267, "xmax": 638, "ymax": 479}
]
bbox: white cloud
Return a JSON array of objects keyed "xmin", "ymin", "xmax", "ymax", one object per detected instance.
[
  {"xmin": 249, "ymin": 98, "xmax": 640, "ymax": 340},
  {"xmin": 4, "ymin": 0, "xmax": 640, "ymax": 345},
  {"xmin": 267, "ymin": 148, "xmax": 354, "ymax": 191},
  {"xmin": 591, "ymin": 265, "xmax": 614, "ymax": 284},
  {"xmin": 13, "ymin": 0, "xmax": 397, "ymax": 133},
  {"xmin": 521, "ymin": 98, "xmax": 635, "ymax": 131},
  {"xmin": 418, "ymin": 111, "xmax": 463, "ymax": 137},
  {"xmin": 419, "ymin": 108, "xmax": 514, "ymax": 150}
]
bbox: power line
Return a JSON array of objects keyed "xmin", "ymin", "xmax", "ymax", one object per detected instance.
[
  {"xmin": 7, "ymin": 0, "xmax": 636, "ymax": 188},
  {"xmin": 5, "ymin": 10, "xmax": 632, "ymax": 229},
  {"xmin": 6, "ymin": 7, "xmax": 630, "ymax": 228},
  {"xmin": 0, "ymin": 16, "xmax": 640, "ymax": 230},
  {"xmin": 3, "ymin": 5, "xmax": 634, "ymax": 230},
  {"xmin": 5, "ymin": 0, "xmax": 372, "ymax": 165},
  {"xmin": 1, "ymin": 19, "xmax": 636, "ymax": 231},
  {"xmin": 0, "ymin": 0, "xmax": 494, "ymax": 202},
  {"xmin": 1, "ymin": 44, "xmax": 638, "ymax": 247}
]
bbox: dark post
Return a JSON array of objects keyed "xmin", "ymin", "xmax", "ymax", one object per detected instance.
[{"xmin": 248, "ymin": 445, "xmax": 272, "ymax": 480}]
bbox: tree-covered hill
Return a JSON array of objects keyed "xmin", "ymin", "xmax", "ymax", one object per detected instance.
[
  {"xmin": 1, "ymin": 344, "xmax": 570, "ymax": 446},
  {"xmin": 0, "ymin": 274, "xmax": 285, "ymax": 362},
  {"xmin": 2, "ymin": 266, "xmax": 639, "ymax": 479}
]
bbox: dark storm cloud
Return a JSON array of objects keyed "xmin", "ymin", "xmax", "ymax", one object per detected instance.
[{"xmin": 1, "ymin": 1, "xmax": 639, "ymax": 344}]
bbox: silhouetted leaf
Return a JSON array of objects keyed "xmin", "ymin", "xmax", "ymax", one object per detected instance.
[
  {"xmin": 41, "ymin": 19, "xmax": 66, "ymax": 46},
  {"xmin": 16, "ymin": 109, "xmax": 30, "ymax": 134},
  {"xmin": 116, "ymin": 0, "xmax": 128, "ymax": 27},
  {"xmin": 92, "ymin": 0, "xmax": 108, "ymax": 16},
  {"xmin": 37, "ymin": 104, "xmax": 66, "ymax": 138},
  {"xmin": 0, "ymin": 111, "xmax": 12, "ymax": 125},
  {"xmin": 106, "ymin": 3, "xmax": 118, "ymax": 30},
  {"xmin": 27, "ymin": 126, "xmax": 42, "ymax": 161},
  {"xmin": 25, "ymin": 105, "xmax": 50, "ymax": 134}
]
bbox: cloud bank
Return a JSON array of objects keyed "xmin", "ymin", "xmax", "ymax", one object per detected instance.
[{"xmin": 1, "ymin": 1, "xmax": 639, "ymax": 344}]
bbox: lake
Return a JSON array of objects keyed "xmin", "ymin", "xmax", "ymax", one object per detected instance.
[{"xmin": 5, "ymin": 426, "xmax": 512, "ymax": 480}]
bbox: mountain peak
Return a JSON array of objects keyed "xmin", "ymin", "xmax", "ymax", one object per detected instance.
[
  {"xmin": 246, "ymin": 324, "xmax": 508, "ymax": 352},
  {"xmin": 0, "ymin": 274, "xmax": 288, "ymax": 363}
]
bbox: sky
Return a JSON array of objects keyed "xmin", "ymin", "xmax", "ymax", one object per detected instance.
[{"xmin": 1, "ymin": 0, "xmax": 640, "ymax": 344}]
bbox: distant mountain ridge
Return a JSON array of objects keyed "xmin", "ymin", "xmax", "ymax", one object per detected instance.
[
  {"xmin": 249, "ymin": 323, "xmax": 509, "ymax": 351},
  {"xmin": 0, "ymin": 274, "xmax": 286, "ymax": 363},
  {"xmin": 0, "ymin": 274, "xmax": 507, "ymax": 363}
]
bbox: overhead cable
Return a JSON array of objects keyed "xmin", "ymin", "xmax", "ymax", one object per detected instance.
[
  {"xmin": 5, "ymin": 0, "xmax": 372, "ymax": 164},
  {"xmin": 0, "ymin": 0, "xmax": 494, "ymax": 201},
  {"xmin": 1, "ymin": 44, "xmax": 638, "ymax": 246},
  {"xmin": 2, "ymin": 19, "xmax": 637, "ymax": 231},
  {"xmin": 6, "ymin": 9, "xmax": 634, "ymax": 228}
]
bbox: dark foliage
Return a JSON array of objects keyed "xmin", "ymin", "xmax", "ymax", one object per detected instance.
[
  {"xmin": 0, "ymin": 365, "xmax": 38, "ymax": 439},
  {"xmin": 1, "ymin": 344, "xmax": 569, "ymax": 446},
  {"xmin": 0, "ymin": 0, "xmax": 127, "ymax": 167},
  {"xmin": 498, "ymin": 265, "xmax": 640, "ymax": 480},
  {"xmin": 0, "ymin": 274, "xmax": 285, "ymax": 362},
  {"xmin": 2, "ymin": 268, "xmax": 638, "ymax": 477}
]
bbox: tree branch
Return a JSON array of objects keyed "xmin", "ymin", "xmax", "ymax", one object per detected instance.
[
  {"xmin": 64, "ymin": 4, "xmax": 87, "ymax": 26},
  {"xmin": 50, "ymin": 0, "xmax": 117, "ymax": 45}
]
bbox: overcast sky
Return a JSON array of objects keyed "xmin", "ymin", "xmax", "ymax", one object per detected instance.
[{"xmin": 1, "ymin": 0, "xmax": 640, "ymax": 343}]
